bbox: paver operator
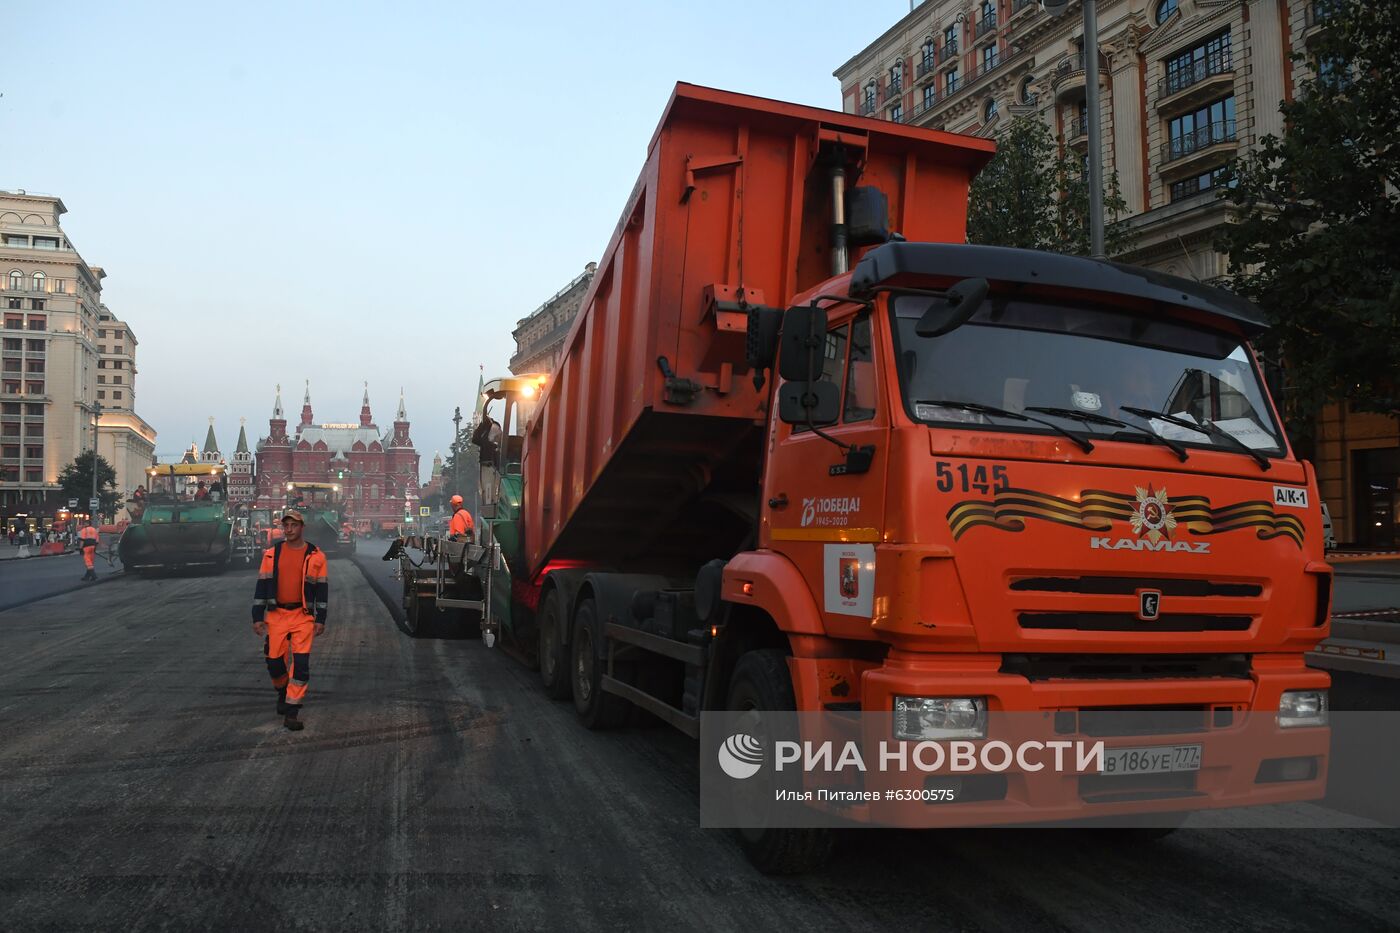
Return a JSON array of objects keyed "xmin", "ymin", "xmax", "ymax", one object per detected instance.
[
  {"xmin": 448, "ymin": 494, "xmax": 474, "ymax": 541},
  {"xmin": 251, "ymin": 509, "xmax": 328, "ymax": 731}
]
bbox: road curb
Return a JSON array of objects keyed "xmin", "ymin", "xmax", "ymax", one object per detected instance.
[{"xmin": 350, "ymin": 554, "xmax": 405, "ymax": 624}]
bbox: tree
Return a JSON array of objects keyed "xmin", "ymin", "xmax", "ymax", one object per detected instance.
[
  {"xmin": 1217, "ymin": 0, "xmax": 1399, "ymax": 429},
  {"xmin": 440, "ymin": 425, "xmax": 479, "ymax": 513},
  {"xmin": 967, "ymin": 116, "xmax": 1133, "ymax": 256},
  {"xmin": 57, "ymin": 451, "xmax": 120, "ymax": 517}
]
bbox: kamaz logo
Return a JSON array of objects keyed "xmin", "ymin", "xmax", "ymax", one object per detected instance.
[{"xmin": 1090, "ymin": 537, "xmax": 1211, "ymax": 554}]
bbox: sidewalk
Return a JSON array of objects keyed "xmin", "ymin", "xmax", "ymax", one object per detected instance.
[{"xmin": 0, "ymin": 537, "xmax": 113, "ymax": 561}]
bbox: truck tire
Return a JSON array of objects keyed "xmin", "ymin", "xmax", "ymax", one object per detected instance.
[
  {"xmin": 571, "ymin": 597, "xmax": 630, "ymax": 729},
  {"xmin": 727, "ymin": 649, "xmax": 835, "ymax": 875},
  {"xmin": 538, "ymin": 589, "xmax": 571, "ymax": 699}
]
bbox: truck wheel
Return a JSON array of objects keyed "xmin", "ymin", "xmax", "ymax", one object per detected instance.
[
  {"xmin": 727, "ymin": 649, "xmax": 835, "ymax": 875},
  {"xmin": 571, "ymin": 597, "xmax": 629, "ymax": 729},
  {"xmin": 538, "ymin": 589, "xmax": 571, "ymax": 700}
]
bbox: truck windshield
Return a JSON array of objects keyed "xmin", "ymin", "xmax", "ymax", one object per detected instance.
[{"xmin": 889, "ymin": 295, "xmax": 1284, "ymax": 457}]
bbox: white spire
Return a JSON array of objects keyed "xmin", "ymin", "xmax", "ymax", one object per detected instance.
[
  {"xmin": 273, "ymin": 383, "xmax": 283, "ymax": 418},
  {"xmin": 397, "ymin": 387, "xmax": 407, "ymax": 420}
]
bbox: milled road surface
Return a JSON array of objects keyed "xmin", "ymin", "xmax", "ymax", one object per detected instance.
[
  {"xmin": 0, "ymin": 546, "xmax": 122, "ymax": 612},
  {"xmin": 1, "ymin": 562, "xmax": 1398, "ymax": 931}
]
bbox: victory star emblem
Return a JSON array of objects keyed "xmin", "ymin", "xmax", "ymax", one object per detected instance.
[{"xmin": 1130, "ymin": 485, "xmax": 1176, "ymax": 543}]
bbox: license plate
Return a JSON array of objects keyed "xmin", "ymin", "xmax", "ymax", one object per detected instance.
[{"xmin": 1099, "ymin": 744, "xmax": 1202, "ymax": 775}]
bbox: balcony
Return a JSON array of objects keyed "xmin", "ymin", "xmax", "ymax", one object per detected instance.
[
  {"xmin": 1161, "ymin": 120, "xmax": 1238, "ymax": 174},
  {"xmin": 885, "ymin": 78, "xmax": 903, "ymax": 100},
  {"xmin": 969, "ymin": 51, "xmax": 1002, "ymax": 83},
  {"xmin": 861, "ymin": 99, "xmax": 877, "ymax": 116},
  {"xmin": 916, "ymin": 57, "xmax": 939, "ymax": 83},
  {"xmin": 1304, "ymin": 0, "xmax": 1337, "ymax": 31},
  {"xmin": 910, "ymin": 93, "xmax": 940, "ymax": 122},
  {"xmin": 1066, "ymin": 117, "xmax": 1089, "ymax": 147},
  {"xmin": 974, "ymin": 14, "xmax": 998, "ymax": 41},
  {"xmin": 1157, "ymin": 52, "xmax": 1234, "ymax": 112},
  {"xmin": 1053, "ymin": 51, "xmax": 1108, "ymax": 102},
  {"xmin": 0, "ymin": 278, "xmax": 74, "ymax": 296},
  {"xmin": 1011, "ymin": 0, "xmax": 1037, "ymax": 16}
]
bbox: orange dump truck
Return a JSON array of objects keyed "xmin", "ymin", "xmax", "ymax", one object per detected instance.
[{"xmin": 488, "ymin": 84, "xmax": 1331, "ymax": 871}]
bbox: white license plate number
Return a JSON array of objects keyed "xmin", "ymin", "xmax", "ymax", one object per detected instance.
[{"xmin": 1100, "ymin": 744, "xmax": 1202, "ymax": 775}]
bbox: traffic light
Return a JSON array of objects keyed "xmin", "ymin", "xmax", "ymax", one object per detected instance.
[{"xmin": 337, "ymin": 470, "xmax": 344, "ymax": 478}]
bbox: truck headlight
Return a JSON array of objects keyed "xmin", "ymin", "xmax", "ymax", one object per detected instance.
[
  {"xmin": 893, "ymin": 696, "xmax": 987, "ymax": 740},
  {"xmin": 1278, "ymin": 689, "xmax": 1328, "ymax": 728}
]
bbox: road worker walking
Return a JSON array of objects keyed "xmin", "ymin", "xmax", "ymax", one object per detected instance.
[
  {"xmin": 78, "ymin": 520, "xmax": 100, "ymax": 582},
  {"xmin": 251, "ymin": 509, "xmax": 328, "ymax": 731},
  {"xmin": 448, "ymin": 494, "xmax": 474, "ymax": 541}
]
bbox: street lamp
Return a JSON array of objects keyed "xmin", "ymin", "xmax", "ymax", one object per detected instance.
[
  {"xmin": 451, "ymin": 405, "xmax": 463, "ymax": 505},
  {"xmin": 91, "ymin": 400, "xmax": 102, "ymax": 521},
  {"xmin": 1045, "ymin": 0, "xmax": 1107, "ymax": 259}
]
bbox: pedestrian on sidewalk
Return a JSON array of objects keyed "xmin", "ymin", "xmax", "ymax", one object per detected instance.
[
  {"xmin": 78, "ymin": 520, "xmax": 100, "ymax": 580},
  {"xmin": 250, "ymin": 508, "xmax": 328, "ymax": 732}
]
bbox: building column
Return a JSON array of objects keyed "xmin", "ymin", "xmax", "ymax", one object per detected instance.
[
  {"xmin": 1247, "ymin": 0, "xmax": 1289, "ymax": 144},
  {"xmin": 1107, "ymin": 32, "xmax": 1145, "ymax": 216}
]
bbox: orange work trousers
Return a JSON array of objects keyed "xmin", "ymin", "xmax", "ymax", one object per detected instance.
[
  {"xmin": 82, "ymin": 544, "xmax": 96, "ymax": 570},
  {"xmin": 263, "ymin": 608, "xmax": 317, "ymax": 706}
]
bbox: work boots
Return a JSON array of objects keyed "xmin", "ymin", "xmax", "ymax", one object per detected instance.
[{"xmin": 283, "ymin": 707, "xmax": 304, "ymax": 732}]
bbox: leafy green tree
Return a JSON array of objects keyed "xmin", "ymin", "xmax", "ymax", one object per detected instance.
[
  {"xmin": 967, "ymin": 116, "xmax": 1133, "ymax": 256},
  {"xmin": 1217, "ymin": 0, "xmax": 1399, "ymax": 427},
  {"xmin": 440, "ymin": 425, "xmax": 479, "ymax": 513},
  {"xmin": 57, "ymin": 450, "xmax": 120, "ymax": 517}
]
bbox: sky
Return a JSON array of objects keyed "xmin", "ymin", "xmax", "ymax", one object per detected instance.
[{"xmin": 4, "ymin": 0, "xmax": 911, "ymax": 478}]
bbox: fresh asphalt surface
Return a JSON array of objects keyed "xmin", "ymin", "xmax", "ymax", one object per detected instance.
[{"xmin": 1, "ymin": 558, "xmax": 1399, "ymax": 931}]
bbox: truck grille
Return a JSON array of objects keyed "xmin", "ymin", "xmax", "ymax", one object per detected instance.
[
  {"xmin": 1000, "ymin": 653, "xmax": 1251, "ymax": 681},
  {"xmin": 1010, "ymin": 576, "xmax": 1262, "ymax": 598},
  {"xmin": 1076, "ymin": 705, "xmax": 1209, "ymax": 736},
  {"xmin": 1018, "ymin": 612, "xmax": 1252, "ymax": 632}
]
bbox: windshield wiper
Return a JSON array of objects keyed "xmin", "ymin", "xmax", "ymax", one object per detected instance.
[
  {"xmin": 1025, "ymin": 406, "xmax": 1189, "ymax": 462},
  {"xmin": 916, "ymin": 399, "xmax": 1095, "ymax": 454},
  {"xmin": 1119, "ymin": 405, "xmax": 1271, "ymax": 471}
]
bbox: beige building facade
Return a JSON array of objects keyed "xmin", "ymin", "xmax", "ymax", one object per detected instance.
[
  {"xmin": 1, "ymin": 190, "xmax": 156, "ymax": 525},
  {"xmin": 834, "ymin": 1, "xmax": 1394, "ymax": 546},
  {"xmin": 509, "ymin": 262, "xmax": 597, "ymax": 376}
]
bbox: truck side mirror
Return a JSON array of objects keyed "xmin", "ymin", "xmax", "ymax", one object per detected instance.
[
  {"xmin": 777, "ymin": 380, "xmax": 840, "ymax": 426},
  {"xmin": 778, "ymin": 305, "xmax": 829, "ymax": 382},
  {"xmin": 915, "ymin": 277, "xmax": 990, "ymax": 337}
]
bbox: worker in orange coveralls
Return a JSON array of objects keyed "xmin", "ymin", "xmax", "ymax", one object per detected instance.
[
  {"xmin": 251, "ymin": 509, "xmax": 328, "ymax": 731},
  {"xmin": 448, "ymin": 494, "xmax": 474, "ymax": 541},
  {"xmin": 78, "ymin": 520, "xmax": 100, "ymax": 581}
]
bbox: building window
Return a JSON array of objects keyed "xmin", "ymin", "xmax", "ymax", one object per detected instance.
[
  {"xmin": 26, "ymin": 340, "xmax": 42, "ymax": 352},
  {"xmin": 98, "ymin": 360, "xmax": 106, "ymax": 369},
  {"xmin": 112, "ymin": 375, "xmax": 122, "ymax": 385},
  {"xmin": 891, "ymin": 102, "xmax": 903, "ymax": 123},
  {"xmin": 923, "ymin": 84, "xmax": 937, "ymax": 110},
  {"xmin": 1163, "ymin": 31, "xmax": 1231, "ymax": 97},
  {"xmin": 32, "ymin": 237, "xmax": 58, "ymax": 251},
  {"xmin": 921, "ymin": 39, "xmax": 936, "ymax": 70},
  {"xmin": 30, "ymin": 299, "xmax": 43, "ymax": 311},
  {"xmin": 984, "ymin": 98, "xmax": 998, "ymax": 122},
  {"xmin": 31, "ymin": 272, "xmax": 44, "ymax": 292},
  {"xmin": 97, "ymin": 375, "xmax": 106, "ymax": 384},
  {"xmin": 889, "ymin": 61, "xmax": 903, "ymax": 94},
  {"xmin": 944, "ymin": 25, "xmax": 958, "ymax": 56},
  {"xmin": 1169, "ymin": 166, "xmax": 1233, "ymax": 202},
  {"xmin": 6, "ymin": 298, "xmax": 18, "ymax": 309},
  {"xmin": 113, "ymin": 391, "xmax": 123, "ymax": 400},
  {"xmin": 1165, "ymin": 95, "xmax": 1236, "ymax": 161},
  {"xmin": 1020, "ymin": 75, "xmax": 1037, "ymax": 104},
  {"xmin": 863, "ymin": 80, "xmax": 877, "ymax": 113},
  {"xmin": 1155, "ymin": 0, "xmax": 1178, "ymax": 25},
  {"xmin": 7, "ymin": 271, "xmax": 19, "ymax": 291},
  {"xmin": 97, "ymin": 390, "xmax": 105, "ymax": 399},
  {"xmin": 982, "ymin": 44, "xmax": 999, "ymax": 74},
  {"xmin": 946, "ymin": 67, "xmax": 960, "ymax": 94},
  {"xmin": 27, "ymin": 318, "xmax": 43, "ymax": 331}
]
